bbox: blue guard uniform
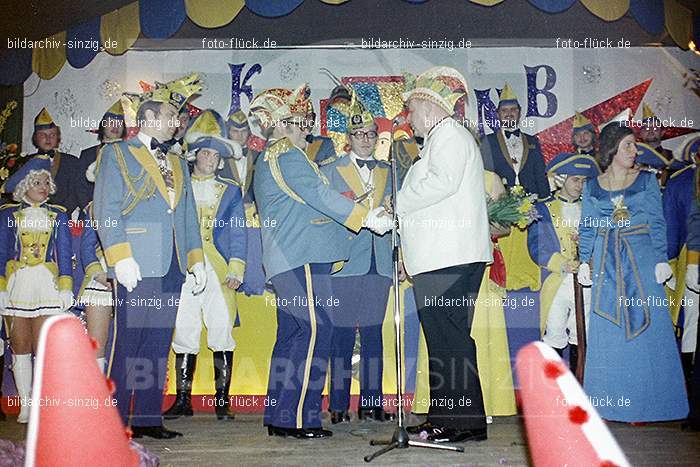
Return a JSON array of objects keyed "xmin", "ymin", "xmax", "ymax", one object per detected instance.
[
  {"xmin": 528, "ymin": 153, "xmax": 598, "ymax": 369},
  {"xmin": 320, "ymin": 151, "xmax": 394, "ymax": 419},
  {"xmin": 663, "ymin": 135, "xmax": 699, "ymax": 369},
  {"xmin": 93, "ymin": 75, "xmax": 204, "ymax": 432}
]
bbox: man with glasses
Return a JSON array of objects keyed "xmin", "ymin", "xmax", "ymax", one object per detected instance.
[
  {"xmin": 320, "ymin": 100, "xmax": 396, "ymax": 424},
  {"xmin": 251, "ymin": 84, "xmax": 392, "ymax": 439}
]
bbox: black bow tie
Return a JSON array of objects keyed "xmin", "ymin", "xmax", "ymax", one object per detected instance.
[
  {"xmin": 356, "ymin": 158, "xmax": 378, "ymax": 170},
  {"xmin": 37, "ymin": 149, "xmax": 55, "ymax": 157},
  {"xmin": 150, "ymin": 138, "xmax": 171, "ymax": 153},
  {"xmin": 504, "ymin": 129, "xmax": 521, "ymax": 139},
  {"xmin": 166, "ymin": 137, "xmax": 184, "ymax": 147}
]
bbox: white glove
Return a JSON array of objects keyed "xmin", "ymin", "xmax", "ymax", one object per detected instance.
[
  {"xmin": 363, "ymin": 207, "xmax": 393, "ymax": 235},
  {"xmin": 686, "ymin": 264, "xmax": 699, "ymax": 293},
  {"xmin": 231, "ymin": 140, "xmax": 243, "ymax": 160},
  {"xmin": 59, "ymin": 290, "xmax": 74, "ymax": 312},
  {"xmin": 115, "ymin": 257, "xmax": 142, "ymax": 292},
  {"xmin": 666, "ymin": 274, "xmax": 677, "ymax": 291},
  {"xmin": 191, "ymin": 262, "xmax": 207, "ymax": 295},
  {"xmin": 654, "ymin": 262, "xmax": 673, "ymax": 285},
  {"xmin": 577, "ymin": 263, "xmax": 592, "ymax": 287},
  {"xmin": 0, "ymin": 291, "xmax": 8, "ymax": 312}
]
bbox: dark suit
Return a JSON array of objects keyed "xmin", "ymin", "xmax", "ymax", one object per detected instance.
[
  {"xmin": 218, "ymin": 146, "xmax": 258, "ymax": 203},
  {"xmin": 480, "ymin": 129, "xmax": 550, "ymax": 199},
  {"xmin": 33, "ymin": 150, "xmax": 93, "ymax": 213},
  {"xmin": 77, "ymin": 144, "xmax": 101, "ymax": 203}
]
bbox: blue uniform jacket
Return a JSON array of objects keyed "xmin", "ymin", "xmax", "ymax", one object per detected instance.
[
  {"xmin": 93, "ymin": 137, "xmax": 204, "ymax": 278},
  {"xmin": 198, "ymin": 176, "xmax": 247, "ymax": 274},
  {"xmin": 253, "ymin": 137, "xmax": 368, "ymax": 280},
  {"xmin": 663, "ymin": 165, "xmax": 696, "ymax": 260},
  {"xmin": 0, "ymin": 203, "xmax": 73, "ymax": 292},
  {"xmin": 320, "ymin": 154, "xmax": 394, "ymax": 278},
  {"xmin": 481, "ymin": 131, "xmax": 550, "ymax": 199}
]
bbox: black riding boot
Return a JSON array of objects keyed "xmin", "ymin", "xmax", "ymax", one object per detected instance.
[
  {"xmin": 163, "ymin": 353, "xmax": 196, "ymax": 419},
  {"xmin": 568, "ymin": 345, "xmax": 579, "ymax": 373},
  {"xmin": 213, "ymin": 351, "xmax": 234, "ymax": 420}
]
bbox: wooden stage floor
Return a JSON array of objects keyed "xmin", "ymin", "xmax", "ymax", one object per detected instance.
[{"xmin": 1, "ymin": 412, "xmax": 698, "ymax": 465}]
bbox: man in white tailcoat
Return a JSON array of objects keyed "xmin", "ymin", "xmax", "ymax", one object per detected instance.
[{"xmin": 397, "ymin": 67, "xmax": 492, "ymax": 443}]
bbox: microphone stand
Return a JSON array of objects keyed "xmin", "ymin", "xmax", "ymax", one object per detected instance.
[{"xmin": 364, "ymin": 137, "xmax": 464, "ymax": 462}]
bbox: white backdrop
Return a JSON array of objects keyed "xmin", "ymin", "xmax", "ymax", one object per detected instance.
[{"xmin": 22, "ymin": 47, "xmax": 700, "ymax": 155}]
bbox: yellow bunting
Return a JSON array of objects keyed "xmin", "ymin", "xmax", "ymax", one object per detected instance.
[
  {"xmin": 185, "ymin": 0, "xmax": 245, "ymax": 29},
  {"xmin": 32, "ymin": 31, "xmax": 66, "ymax": 80},
  {"xmin": 664, "ymin": 0, "xmax": 692, "ymax": 50},
  {"xmin": 101, "ymin": 1, "xmax": 141, "ymax": 56},
  {"xmin": 580, "ymin": 0, "xmax": 629, "ymax": 21}
]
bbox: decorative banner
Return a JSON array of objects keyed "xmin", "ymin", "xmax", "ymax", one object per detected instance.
[{"xmin": 22, "ymin": 47, "xmax": 700, "ymax": 162}]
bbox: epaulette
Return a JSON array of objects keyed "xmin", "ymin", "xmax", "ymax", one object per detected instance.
[
  {"xmin": 669, "ymin": 163, "xmax": 695, "ymax": 180},
  {"xmin": 0, "ymin": 203, "xmax": 19, "ymax": 210},
  {"xmin": 47, "ymin": 203, "xmax": 67, "ymax": 212},
  {"xmin": 263, "ymin": 137, "xmax": 295, "ymax": 161},
  {"xmin": 217, "ymin": 176, "xmax": 241, "ymax": 187},
  {"xmin": 317, "ymin": 153, "xmax": 343, "ymax": 167}
]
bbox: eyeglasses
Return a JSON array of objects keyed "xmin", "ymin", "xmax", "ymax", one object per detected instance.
[{"xmin": 350, "ymin": 130, "xmax": 378, "ymax": 140}]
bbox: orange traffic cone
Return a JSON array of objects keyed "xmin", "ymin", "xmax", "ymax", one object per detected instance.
[
  {"xmin": 24, "ymin": 315, "xmax": 139, "ymax": 467},
  {"xmin": 516, "ymin": 341, "xmax": 630, "ymax": 467}
]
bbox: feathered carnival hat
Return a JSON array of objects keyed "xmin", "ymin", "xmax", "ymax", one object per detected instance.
[
  {"xmin": 402, "ymin": 66, "xmax": 468, "ymax": 115},
  {"xmin": 185, "ymin": 109, "xmax": 242, "ymax": 160},
  {"xmin": 120, "ymin": 73, "xmax": 202, "ymax": 126},
  {"xmin": 248, "ymin": 84, "xmax": 314, "ymax": 132}
]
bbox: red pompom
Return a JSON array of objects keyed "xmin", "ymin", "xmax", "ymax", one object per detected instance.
[
  {"xmin": 568, "ymin": 405, "xmax": 589, "ymax": 424},
  {"xmin": 544, "ymin": 361, "xmax": 565, "ymax": 379}
]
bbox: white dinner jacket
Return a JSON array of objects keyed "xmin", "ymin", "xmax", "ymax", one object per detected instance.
[{"xmin": 396, "ymin": 118, "xmax": 493, "ymax": 276}]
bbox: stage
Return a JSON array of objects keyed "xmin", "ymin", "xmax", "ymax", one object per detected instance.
[{"xmin": 1, "ymin": 412, "xmax": 698, "ymax": 465}]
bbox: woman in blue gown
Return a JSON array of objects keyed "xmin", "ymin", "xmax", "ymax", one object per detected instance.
[{"xmin": 577, "ymin": 122, "xmax": 688, "ymax": 422}]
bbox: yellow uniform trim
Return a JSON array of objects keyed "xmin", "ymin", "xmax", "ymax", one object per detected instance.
[
  {"xmin": 187, "ymin": 248, "xmax": 204, "ymax": 270},
  {"xmin": 227, "ymin": 258, "xmax": 246, "ymax": 279},
  {"xmin": 0, "ymin": 276, "xmax": 6, "ymax": 292},
  {"xmin": 104, "ymin": 242, "xmax": 133, "ymax": 267},
  {"xmin": 57, "ymin": 275, "xmax": 73, "ymax": 292},
  {"xmin": 546, "ymin": 252, "xmax": 567, "ymax": 274},
  {"xmin": 345, "ymin": 203, "xmax": 369, "ymax": 233},
  {"xmin": 688, "ymin": 250, "xmax": 699, "ymax": 265},
  {"xmin": 84, "ymin": 261, "xmax": 104, "ymax": 279},
  {"xmin": 297, "ymin": 264, "xmax": 317, "ymax": 429}
]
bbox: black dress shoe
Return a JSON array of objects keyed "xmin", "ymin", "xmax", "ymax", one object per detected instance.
[
  {"xmin": 427, "ymin": 427, "xmax": 487, "ymax": 443},
  {"xmin": 131, "ymin": 425, "xmax": 183, "ymax": 439},
  {"xmin": 330, "ymin": 410, "xmax": 350, "ymax": 424},
  {"xmin": 302, "ymin": 427, "xmax": 333, "ymax": 438},
  {"xmin": 358, "ymin": 407, "xmax": 396, "ymax": 422},
  {"xmin": 268, "ymin": 425, "xmax": 333, "ymax": 439},
  {"xmin": 681, "ymin": 421, "xmax": 700, "ymax": 432},
  {"xmin": 406, "ymin": 421, "xmax": 441, "ymax": 435}
]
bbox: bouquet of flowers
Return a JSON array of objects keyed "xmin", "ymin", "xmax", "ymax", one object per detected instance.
[{"xmin": 487, "ymin": 184, "xmax": 540, "ymax": 230}]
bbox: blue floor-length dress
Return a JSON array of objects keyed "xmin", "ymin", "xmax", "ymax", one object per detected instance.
[{"xmin": 578, "ymin": 171, "xmax": 688, "ymax": 422}]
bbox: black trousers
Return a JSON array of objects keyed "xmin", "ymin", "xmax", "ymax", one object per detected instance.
[{"xmin": 412, "ymin": 262, "xmax": 486, "ymax": 430}]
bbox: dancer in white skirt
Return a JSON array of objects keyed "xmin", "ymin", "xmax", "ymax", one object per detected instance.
[
  {"xmin": 77, "ymin": 198, "xmax": 113, "ymax": 374},
  {"xmin": 0, "ymin": 156, "xmax": 74, "ymax": 423}
]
